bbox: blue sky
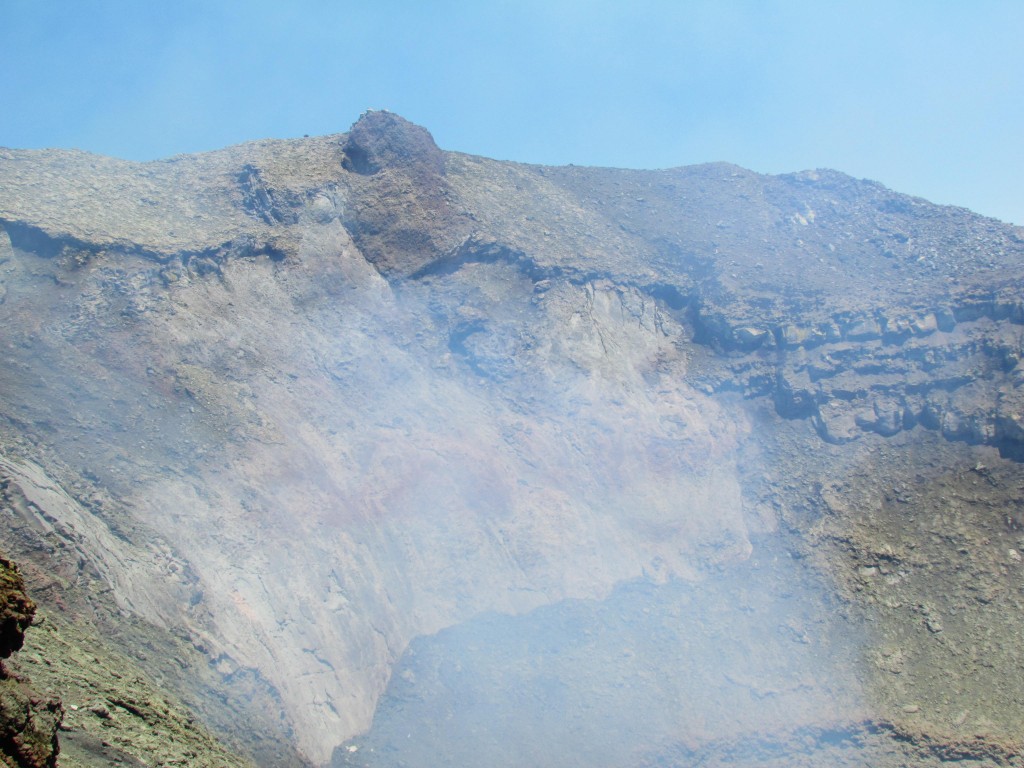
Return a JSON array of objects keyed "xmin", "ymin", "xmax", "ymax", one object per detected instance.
[{"xmin": 2, "ymin": 1, "xmax": 1023, "ymax": 224}]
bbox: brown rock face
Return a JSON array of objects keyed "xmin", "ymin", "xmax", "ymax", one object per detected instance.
[
  {"xmin": 0, "ymin": 558, "xmax": 34, "ymax": 659},
  {"xmin": 339, "ymin": 110, "xmax": 473, "ymax": 275},
  {"xmin": 0, "ymin": 557, "xmax": 61, "ymax": 768},
  {"xmin": 340, "ymin": 110, "xmax": 446, "ymax": 178}
]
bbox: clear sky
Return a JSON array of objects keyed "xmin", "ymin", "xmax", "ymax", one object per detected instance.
[{"xmin": 2, "ymin": 0, "xmax": 1022, "ymax": 224}]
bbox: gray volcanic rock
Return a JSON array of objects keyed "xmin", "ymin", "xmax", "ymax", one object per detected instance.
[{"xmin": 1, "ymin": 111, "xmax": 1023, "ymax": 767}]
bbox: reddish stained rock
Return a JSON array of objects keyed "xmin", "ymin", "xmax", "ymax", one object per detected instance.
[{"xmin": 0, "ymin": 556, "xmax": 61, "ymax": 768}]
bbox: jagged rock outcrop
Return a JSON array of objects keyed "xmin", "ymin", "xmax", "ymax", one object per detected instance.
[
  {"xmin": 0, "ymin": 559, "xmax": 35, "ymax": 661},
  {"xmin": 1, "ymin": 111, "xmax": 1023, "ymax": 767},
  {"xmin": 0, "ymin": 556, "xmax": 61, "ymax": 768}
]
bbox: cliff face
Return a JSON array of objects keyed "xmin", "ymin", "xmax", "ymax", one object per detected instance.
[{"xmin": 0, "ymin": 111, "xmax": 1022, "ymax": 767}]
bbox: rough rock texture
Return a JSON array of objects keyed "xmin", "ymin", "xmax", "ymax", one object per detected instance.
[
  {"xmin": 0, "ymin": 458, "xmax": 303, "ymax": 768},
  {"xmin": 0, "ymin": 557, "xmax": 61, "ymax": 768},
  {"xmin": 0, "ymin": 559, "xmax": 35, "ymax": 660},
  {"xmin": 1, "ymin": 110, "xmax": 1023, "ymax": 766}
]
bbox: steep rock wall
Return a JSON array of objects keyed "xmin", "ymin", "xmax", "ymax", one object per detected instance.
[{"xmin": 0, "ymin": 226, "xmax": 751, "ymax": 762}]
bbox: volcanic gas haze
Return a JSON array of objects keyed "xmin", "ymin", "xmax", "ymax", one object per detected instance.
[{"xmin": 1, "ymin": 111, "xmax": 1023, "ymax": 767}]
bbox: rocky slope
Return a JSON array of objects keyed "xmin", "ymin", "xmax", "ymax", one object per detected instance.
[{"xmin": 0, "ymin": 111, "xmax": 1023, "ymax": 766}]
